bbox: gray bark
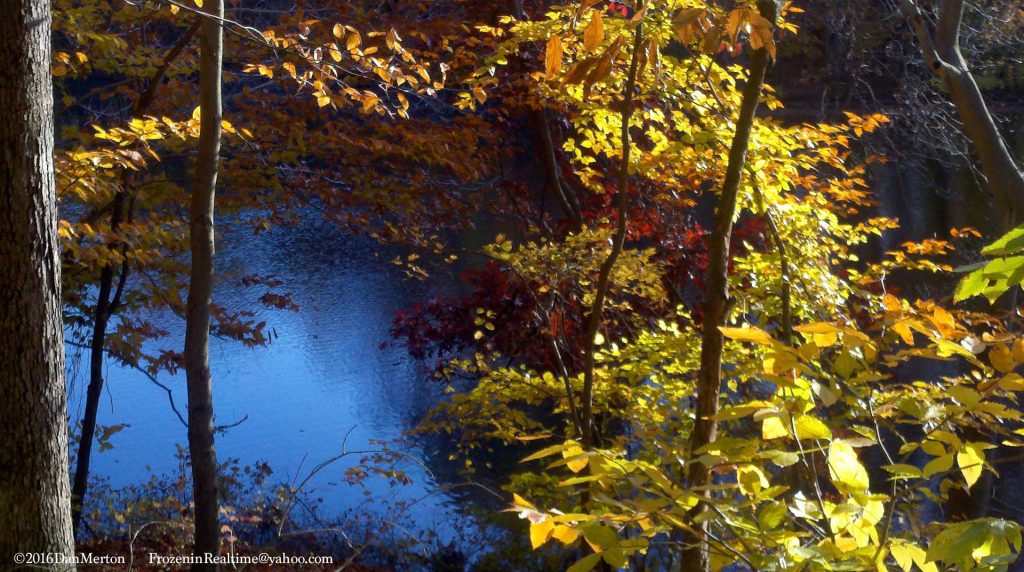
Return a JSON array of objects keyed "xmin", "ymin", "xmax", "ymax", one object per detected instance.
[
  {"xmin": 902, "ymin": 0, "xmax": 1024, "ymax": 226},
  {"xmin": 0, "ymin": 0, "xmax": 77, "ymax": 566},
  {"xmin": 184, "ymin": 1, "xmax": 224, "ymax": 568}
]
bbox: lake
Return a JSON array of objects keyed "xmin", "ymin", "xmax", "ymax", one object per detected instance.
[{"xmin": 65, "ymin": 217, "xmax": 473, "ymax": 540}]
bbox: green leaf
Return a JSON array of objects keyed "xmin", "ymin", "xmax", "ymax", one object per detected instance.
[
  {"xmin": 522, "ymin": 442, "xmax": 571, "ymax": 462},
  {"xmin": 927, "ymin": 519, "xmax": 1022, "ymax": 568},
  {"xmin": 954, "ymin": 269, "xmax": 988, "ymax": 302},
  {"xmin": 567, "ymin": 553, "xmax": 601, "ymax": 572},
  {"xmin": 923, "ymin": 453, "xmax": 954, "ymax": 478},
  {"xmin": 883, "ymin": 463, "xmax": 923, "ymax": 479},
  {"xmin": 581, "ymin": 523, "xmax": 618, "ymax": 551},
  {"xmin": 982, "ymin": 224, "xmax": 1024, "ymax": 256}
]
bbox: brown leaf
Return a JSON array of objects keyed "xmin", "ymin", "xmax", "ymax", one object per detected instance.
[
  {"xmin": 583, "ymin": 10, "xmax": 604, "ymax": 53},
  {"xmin": 544, "ymin": 35, "xmax": 563, "ymax": 80}
]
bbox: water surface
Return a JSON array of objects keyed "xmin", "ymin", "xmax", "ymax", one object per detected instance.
[{"xmin": 66, "ymin": 219, "xmax": 466, "ymax": 536}]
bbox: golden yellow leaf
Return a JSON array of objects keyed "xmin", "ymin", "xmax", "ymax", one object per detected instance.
[
  {"xmin": 990, "ymin": 343, "xmax": 1016, "ymax": 374},
  {"xmin": 346, "ymin": 32, "xmax": 361, "ymax": 51},
  {"xmin": 720, "ymin": 325, "xmax": 773, "ymax": 345},
  {"xmin": 530, "ymin": 519, "xmax": 554, "ymax": 549},
  {"xmin": 583, "ymin": 11, "xmax": 604, "ymax": 53},
  {"xmin": 551, "ymin": 524, "xmax": 579, "ymax": 545},
  {"xmin": 544, "ymin": 35, "xmax": 563, "ymax": 80}
]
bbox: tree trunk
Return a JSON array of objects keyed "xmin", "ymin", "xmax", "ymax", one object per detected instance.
[
  {"xmin": 71, "ymin": 20, "xmax": 198, "ymax": 535},
  {"xmin": 901, "ymin": 0, "xmax": 1023, "ymax": 521},
  {"xmin": 0, "ymin": 0, "xmax": 77, "ymax": 566},
  {"xmin": 580, "ymin": 18, "xmax": 644, "ymax": 452},
  {"xmin": 185, "ymin": 2, "xmax": 224, "ymax": 568},
  {"xmin": 681, "ymin": 3, "xmax": 778, "ymax": 571},
  {"xmin": 902, "ymin": 0, "xmax": 1024, "ymax": 227}
]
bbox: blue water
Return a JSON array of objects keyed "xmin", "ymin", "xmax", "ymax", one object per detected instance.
[{"xmin": 65, "ymin": 219, "xmax": 468, "ymax": 536}]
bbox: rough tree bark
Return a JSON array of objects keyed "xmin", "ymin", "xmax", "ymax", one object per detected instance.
[
  {"xmin": 681, "ymin": 2, "xmax": 778, "ymax": 571},
  {"xmin": 0, "ymin": 0, "xmax": 77, "ymax": 566},
  {"xmin": 184, "ymin": 1, "xmax": 224, "ymax": 568},
  {"xmin": 901, "ymin": 0, "xmax": 1024, "ymax": 227}
]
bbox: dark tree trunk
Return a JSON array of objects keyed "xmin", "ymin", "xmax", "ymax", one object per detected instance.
[
  {"xmin": 681, "ymin": 2, "xmax": 779, "ymax": 571},
  {"xmin": 71, "ymin": 19, "xmax": 197, "ymax": 535},
  {"xmin": 0, "ymin": 0, "xmax": 77, "ymax": 565},
  {"xmin": 185, "ymin": 2, "xmax": 224, "ymax": 568}
]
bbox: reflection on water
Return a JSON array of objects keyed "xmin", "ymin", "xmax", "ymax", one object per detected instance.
[{"xmin": 66, "ymin": 218, "xmax": 466, "ymax": 535}]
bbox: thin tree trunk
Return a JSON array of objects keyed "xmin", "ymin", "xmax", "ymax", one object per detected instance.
[
  {"xmin": 70, "ymin": 20, "xmax": 199, "ymax": 534},
  {"xmin": 185, "ymin": 1, "xmax": 224, "ymax": 568},
  {"xmin": 681, "ymin": 3, "xmax": 778, "ymax": 571},
  {"xmin": 0, "ymin": 0, "xmax": 77, "ymax": 566},
  {"xmin": 71, "ymin": 192, "xmax": 125, "ymax": 532},
  {"xmin": 580, "ymin": 19, "xmax": 644, "ymax": 452},
  {"xmin": 902, "ymin": 0, "xmax": 1024, "ymax": 226}
]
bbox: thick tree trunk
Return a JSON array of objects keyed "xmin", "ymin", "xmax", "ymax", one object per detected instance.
[
  {"xmin": 902, "ymin": 0, "xmax": 1024, "ymax": 226},
  {"xmin": 681, "ymin": 3, "xmax": 778, "ymax": 571},
  {"xmin": 185, "ymin": 2, "xmax": 224, "ymax": 568},
  {"xmin": 0, "ymin": 0, "xmax": 77, "ymax": 566}
]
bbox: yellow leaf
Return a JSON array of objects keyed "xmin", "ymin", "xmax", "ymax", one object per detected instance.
[
  {"xmin": 883, "ymin": 294, "xmax": 902, "ymax": 312},
  {"xmin": 530, "ymin": 519, "xmax": 554, "ymax": 549},
  {"xmin": 762, "ymin": 415, "xmax": 788, "ymax": 440},
  {"xmin": 737, "ymin": 465, "xmax": 769, "ymax": 496},
  {"xmin": 346, "ymin": 32, "xmax": 361, "ymax": 51},
  {"xmin": 513, "ymin": 493, "xmax": 535, "ymax": 510},
  {"xmin": 317, "ymin": 95, "xmax": 331, "ymax": 108},
  {"xmin": 893, "ymin": 321, "xmax": 914, "ymax": 345},
  {"xmin": 719, "ymin": 325, "xmax": 773, "ymax": 345},
  {"xmin": 794, "ymin": 322, "xmax": 843, "ymax": 334},
  {"xmin": 890, "ymin": 541, "xmax": 924, "ymax": 572},
  {"xmin": 544, "ymin": 35, "xmax": 563, "ymax": 80},
  {"xmin": 583, "ymin": 11, "xmax": 604, "ymax": 53},
  {"xmin": 923, "ymin": 453, "xmax": 954, "ymax": 478},
  {"xmin": 990, "ymin": 343, "xmax": 1016, "ymax": 374},
  {"xmin": 551, "ymin": 524, "xmax": 579, "ymax": 545},
  {"xmin": 386, "ymin": 28, "xmax": 400, "ymax": 51},
  {"xmin": 561, "ymin": 445, "xmax": 590, "ymax": 473},
  {"xmin": 332, "ymin": 23, "xmax": 344, "ymax": 38},
  {"xmin": 793, "ymin": 415, "xmax": 832, "ymax": 440},
  {"xmin": 956, "ymin": 442, "xmax": 985, "ymax": 487},
  {"xmin": 828, "ymin": 440, "xmax": 870, "ymax": 493}
]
